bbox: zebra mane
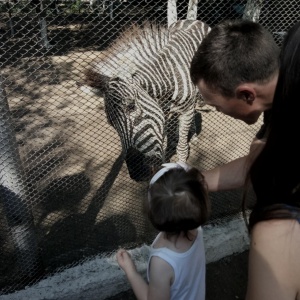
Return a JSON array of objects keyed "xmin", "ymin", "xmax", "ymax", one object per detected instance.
[{"xmin": 91, "ymin": 22, "xmax": 170, "ymax": 80}]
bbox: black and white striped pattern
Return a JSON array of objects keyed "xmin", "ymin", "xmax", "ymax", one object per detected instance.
[{"xmin": 85, "ymin": 19, "xmax": 210, "ymax": 165}]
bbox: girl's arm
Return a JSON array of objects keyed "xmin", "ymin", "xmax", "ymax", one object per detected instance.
[
  {"xmin": 117, "ymin": 249, "xmax": 172, "ymax": 300},
  {"xmin": 147, "ymin": 256, "xmax": 173, "ymax": 300}
]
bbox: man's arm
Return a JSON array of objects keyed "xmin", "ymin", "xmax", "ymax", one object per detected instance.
[
  {"xmin": 203, "ymin": 138, "xmax": 265, "ymax": 192},
  {"xmin": 203, "ymin": 155, "xmax": 248, "ymax": 192}
]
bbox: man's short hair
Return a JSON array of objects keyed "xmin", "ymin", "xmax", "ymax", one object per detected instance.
[{"xmin": 190, "ymin": 20, "xmax": 280, "ymax": 97}]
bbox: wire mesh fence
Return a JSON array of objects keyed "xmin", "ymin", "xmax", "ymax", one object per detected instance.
[{"xmin": 0, "ymin": 0, "xmax": 299, "ymax": 296}]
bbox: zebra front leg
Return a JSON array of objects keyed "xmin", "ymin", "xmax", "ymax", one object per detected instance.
[
  {"xmin": 187, "ymin": 0, "xmax": 198, "ymax": 20},
  {"xmin": 167, "ymin": 0, "xmax": 177, "ymax": 28},
  {"xmin": 176, "ymin": 110, "xmax": 194, "ymax": 162}
]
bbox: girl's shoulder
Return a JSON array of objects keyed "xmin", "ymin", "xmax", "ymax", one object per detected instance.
[
  {"xmin": 152, "ymin": 229, "xmax": 201, "ymax": 253},
  {"xmin": 152, "ymin": 232, "xmax": 167, "ymax": 249}
]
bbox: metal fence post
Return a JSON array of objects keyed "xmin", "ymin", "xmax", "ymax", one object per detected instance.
[
  {"xmin": 109, "ymin": 0, "xmax": 114, "ymax": 20},
  {"xmin": 0, "ymin": 76, "xmax": 42, "ymax": 279}
]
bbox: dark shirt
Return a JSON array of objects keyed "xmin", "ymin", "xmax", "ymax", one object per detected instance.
[
  {"xmin": 255, "ymin": 109, "xmax": 272, "ymax": 140},
  {"xmin": 251, "ymin": 109, "xmax": 300, "ymax": 228}
]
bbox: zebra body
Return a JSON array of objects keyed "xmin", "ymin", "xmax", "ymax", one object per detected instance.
[{"xmin": 84, "ymin": 19, "xmax": 211, "ymax": 181}]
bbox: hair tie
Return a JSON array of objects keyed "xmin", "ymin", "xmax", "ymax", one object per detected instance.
[{"xmin": 149, "ymin": 162, "xmax": 191, "ymax": 186}]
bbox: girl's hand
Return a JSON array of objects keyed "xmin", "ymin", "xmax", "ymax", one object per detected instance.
[{"xmin": 116, "ymin": 249, "xmax": 137, "ymax": 276}]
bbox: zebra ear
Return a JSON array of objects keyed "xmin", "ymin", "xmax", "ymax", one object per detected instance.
[{"xmin": 82, "ymin": 68, "xmax": 110, "ymax": 96}]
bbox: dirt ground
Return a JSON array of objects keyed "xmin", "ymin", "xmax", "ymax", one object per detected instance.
[{"xmin": 107, "ymin": 250, "xmax": 249, "ymax": 300}]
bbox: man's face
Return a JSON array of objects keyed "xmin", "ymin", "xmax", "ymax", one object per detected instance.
[{"xmin": 197, "ymin": 80, "xmax": 262, "ymax": 125}]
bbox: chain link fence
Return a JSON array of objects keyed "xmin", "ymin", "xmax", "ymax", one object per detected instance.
[{"xmin": 0, "ymin": 0, "xmax": 299, "ymax": 296}]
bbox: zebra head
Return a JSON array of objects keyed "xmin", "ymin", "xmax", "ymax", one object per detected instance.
[{"xmin": 105, "ymin": 77, "xmax": 166, "ymax": 181}]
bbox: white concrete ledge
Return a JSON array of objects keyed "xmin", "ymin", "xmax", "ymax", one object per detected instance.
[
  {"xmin": 204, "ymin": 216, "xmax": 250, "ymax": 263},
  {"xmin": 0, "ymin": 215, "xmax": 250, "ymax": 300}
]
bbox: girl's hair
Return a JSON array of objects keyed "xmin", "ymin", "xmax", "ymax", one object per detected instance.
[
  {"xmin": 246, "ymin": 21, "xmax": 300, "ymax": 231},
  {"xmin": 146, "ymin": 167, "xmax": 209, "ymax": 236}
]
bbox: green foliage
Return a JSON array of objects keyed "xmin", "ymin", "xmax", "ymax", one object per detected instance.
[{"xmin": 69, "ymin": 0, "xmax": 83, "ymax": 13}]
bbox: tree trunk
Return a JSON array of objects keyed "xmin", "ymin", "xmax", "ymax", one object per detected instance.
[
  {"xmin": 6, "ymin": 1, "xmax": 15, "ymax": 36},
  {"xmin": 32, "ymin": 0, "xmax": 51, "ymax": 48}
]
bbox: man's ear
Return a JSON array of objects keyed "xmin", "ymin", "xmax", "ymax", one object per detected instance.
[{"xmin": 236, "ymin": 84, "xmax": 256, "ymax": 104}]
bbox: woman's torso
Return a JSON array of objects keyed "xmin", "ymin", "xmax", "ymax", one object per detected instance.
[{"xmin": 247, "ymin": 219, "xmax": 300, "ymax": 300}]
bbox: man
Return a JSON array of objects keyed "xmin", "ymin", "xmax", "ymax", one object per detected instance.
[{"xmin": 190, "ymin": 19, "xmax": 280, "ymax": 192}]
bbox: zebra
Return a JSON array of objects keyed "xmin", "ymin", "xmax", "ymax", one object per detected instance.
[{"xmin": 81, "ymin": 19, "xmax": 211, "ymax": 181}]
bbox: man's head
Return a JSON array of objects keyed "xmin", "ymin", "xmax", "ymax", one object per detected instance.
[{"xmin": 190, "ymin": 20, "xmax": 279, "ymax": 124}]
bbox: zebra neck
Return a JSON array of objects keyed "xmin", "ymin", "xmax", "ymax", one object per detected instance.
[{"xmin": 134, "ymin": 69, "xmax": 173, "ymax": 102}]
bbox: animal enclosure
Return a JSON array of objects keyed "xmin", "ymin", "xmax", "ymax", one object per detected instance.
[{"xmin": 0, "ymin": 0, "xmax": 299, "ymax": 296}]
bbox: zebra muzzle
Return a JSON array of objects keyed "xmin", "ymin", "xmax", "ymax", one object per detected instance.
[{"xmin": 125, "ymin": 147, "xmax": 162, "ymax": 182}]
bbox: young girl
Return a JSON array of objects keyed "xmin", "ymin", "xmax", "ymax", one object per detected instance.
[{"xmin": 116, "ymin": 162, "xmax": 210, "ymax": 300}]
